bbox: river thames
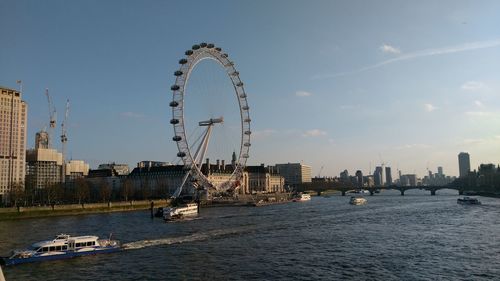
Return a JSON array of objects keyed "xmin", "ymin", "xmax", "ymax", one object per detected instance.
[{"xmin": 1, "ymin": 190, "xmax": 500, "ymax": 280}]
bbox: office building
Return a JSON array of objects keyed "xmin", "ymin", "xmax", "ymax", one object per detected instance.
[
  {"xmin": 374, "ymin": 166, "xmax": 383, "ymax": 186},
  {"xmin": 458, "ymin": 152, "xmax": 470, "ymax": 178},
  {"xmin": 65, "ymin": 160, "xmax": 90, "ymax": 182},
  {"xmin": 355, "ymin": 170, "xmax": 363, "ymax": 188},
  {"xmin": 0, "ymin": 86, "xmax": 28, "ymax": 203},
  {"xmin": 275, "ymin": 163, "xmax": 312, "ymax": 186},
  {"xmin": 25, "ymin": 145, "xmax": 63, "ymax": 189},
  {"xmin": 385, "ymin": 167, "xmax": 392, "ymax": 185}
]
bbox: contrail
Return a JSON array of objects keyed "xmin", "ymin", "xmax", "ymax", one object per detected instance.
[{"xmin": 312, "ymin": 38, "xmax": 500, "ymax": 79}]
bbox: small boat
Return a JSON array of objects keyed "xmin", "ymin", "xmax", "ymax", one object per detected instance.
[
  {"xmin": 292, "ymin": 193, "xmax": 311, "ymax": 202},
  {"xmin": 349, "ymin": 196, "xmax": 367, "ymax": 205},
  {"xmin": 1, "ymin": 234, "xmax": 120, "ymax": 266},
  {"xmin": 163, "ymin": 203, "xmax": 199, "ymax": 221},
  {"xmin": 457, "ymin": 197, "xmax": 481, "ymax": 205}
]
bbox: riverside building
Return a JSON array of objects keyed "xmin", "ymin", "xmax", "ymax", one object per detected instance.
[
  {"xmin": 275, "ymin": 163, "xmax": 312, "ymax": 186},
  {"xmin": 0, "ymin": 86, "xmax": 28, "ymax": 203}
]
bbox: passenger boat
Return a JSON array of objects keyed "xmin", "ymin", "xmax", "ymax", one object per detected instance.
[
  {"xmin": 1, "ymin": 234, "xmax": 120, "ymax": 266},
  {"xmin": 457, "ymin": 197, "xmax": 481, "ymax": 205},
  {"xmin": 349, "ymin": 196, "xmax": 367, "ymax": 205},
  {"xmin": 163, "ymin": 203, "xmax": 199, "ymax": 221},
  {"xmin": 292, "ymin": 193, "xmax": 311, "ymax": 202}
]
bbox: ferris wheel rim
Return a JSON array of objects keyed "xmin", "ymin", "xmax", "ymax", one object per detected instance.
[{"xmin": 170, "ymin": 43, "xmax": 251, "ymax": 190}]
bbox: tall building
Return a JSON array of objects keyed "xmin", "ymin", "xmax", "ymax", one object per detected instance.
[
  {"xmin": 458, "ymin": 152, "xmax": 470, "ymax": 178},
  {"xmin": 0, "ymin": 86, "xmax": 28, "ymax": 203},
  {"xmin": 25, "ymin": 144, "xmax": 63, "ymax": 189},
  {"xmin": 385, "ymin": 167, "xmax": 392, "ymax": 185},
  {"xmin": 275, "ymin": 163, "xmax": 312, "ymax": 186},
  {"xmin": 437, "ymin": 166, "xmax": 443, "ymax": 176},
  {"xmin": 355, "ymin": 170, "xmax": 363, "ymax": 188},
  {"xmin": 374, "ymin": 166, "xmax": 383, "ymax": 186}
]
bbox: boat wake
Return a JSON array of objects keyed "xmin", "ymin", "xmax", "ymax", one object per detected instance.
[{"xmin": 122, "ymin": 226, "xmax": 255, "ymax": 250}]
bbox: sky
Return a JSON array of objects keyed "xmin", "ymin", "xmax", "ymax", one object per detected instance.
[{"xmin": 1, "ymin": 0, "xmax": 499, "ymax": 177}]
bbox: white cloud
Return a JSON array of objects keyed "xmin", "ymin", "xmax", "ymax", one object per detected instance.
[
  {"xmin": 474, "ymin": 100, "xmax": 484, "ymax": 107},
  {"xmin": 465, "ymin": 111, "xmax": 495, "ymax": 117},
  {"xmin": 313, "ymin": 38, "xmax": 500, "ymax": 79},
  {"xmin": 252, "ymin": 129, "xmax": 277, "ymax": 140},
  {"xmin": 302, "ymin": 129, "xmax": 327, "ymax": 137},
  {"xmin": 380, "ymin": 44, "xmax": 401, "ymax": 54},
  {"xmin": 395, "ymin": 143, "xmax": 431, "ymax": 150},
  {"xmin": 120, "ymin": 111, "xmax": 145, "ymax": 119},
  {"xmin": 461, "ymin": 81, "xmax": 486, "ymax": 91},
  {"xmin": 424, "ymin": 103, "xmax": 438, "ymax": 112},
  {"xmin": 295, "ymin": 91, "xmax": 312, "ymax": 97}
]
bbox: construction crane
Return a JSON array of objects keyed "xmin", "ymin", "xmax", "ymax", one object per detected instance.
[
  {"xmin": 60, "ymin": 99, "xmax": 69, "ymax": 183},
  {"xmin": 45, "ymin": 88, "xmax": 57, "ymax": 148}
]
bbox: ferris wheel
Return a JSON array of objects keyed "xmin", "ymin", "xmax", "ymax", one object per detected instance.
[{"xmin": 169, "ymin": 43, "xmax": 251, "ymax": 197}]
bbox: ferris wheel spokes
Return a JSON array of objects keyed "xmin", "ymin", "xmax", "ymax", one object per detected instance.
[{"xmin": 172, "ymin": 118, "xmax": 224, "ymax": 198}]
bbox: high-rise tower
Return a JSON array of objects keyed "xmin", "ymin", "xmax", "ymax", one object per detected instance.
[
  {"xmin": 458, "ymin": 152, "xmax": 470, "ymax": 178},
  {"xmin": 385, "ymin": 167, "xmax": 392, "ymax": 185},
  {"xmin": 0, "ymin": 85, "xmax": 28, "ymax": 203}
]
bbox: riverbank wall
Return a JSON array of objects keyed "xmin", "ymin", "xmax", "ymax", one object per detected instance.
[{"xmin": 0, "ymin": 200, "xmax": 169, "ymax": 221}]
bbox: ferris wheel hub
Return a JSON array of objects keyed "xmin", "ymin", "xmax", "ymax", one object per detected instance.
[{"xmin": 198, "ymin": 117, "xmax": 224, "ymax": 126}]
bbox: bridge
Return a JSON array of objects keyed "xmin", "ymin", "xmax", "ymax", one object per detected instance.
[{"xmin": 295, "ymin": 182, "xmax": 466, "ymax": 196}]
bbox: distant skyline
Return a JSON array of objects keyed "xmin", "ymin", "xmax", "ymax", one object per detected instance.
[{"xmin": 1, "ymin": 0, "xmax": 499, "ymax": 177}]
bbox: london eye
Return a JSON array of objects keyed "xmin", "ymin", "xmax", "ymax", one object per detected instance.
[{"xmin": 169, "ymin": 43, "xmax": 251, "ymax": 198}]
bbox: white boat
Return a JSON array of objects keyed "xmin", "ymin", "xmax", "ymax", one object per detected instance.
[
  {"xmin": 1, "ymin": 234, "xmax": 120, "ymax": 266},
  {"xmin": 292, "ymin": 193, "xmax": 311, "ymax": 202},
  {"xmin": 163, "ymin": 203, "xmax": 199, "ymax": 221},
  {"xmin": 349, "ymin": 196, "xmax": 367, "ymax": 205},
  {"xmin": 457, "ymin": 197, "xmax": 481, "ymax": 205}
]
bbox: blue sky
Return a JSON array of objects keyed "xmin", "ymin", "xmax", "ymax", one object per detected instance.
[{"xmin": 1, "ymin": 0, "xmax": 499, "ymax": 177}]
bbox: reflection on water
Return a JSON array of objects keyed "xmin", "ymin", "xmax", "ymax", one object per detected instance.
[{"xmin": 2, "ymin": 190, "xmax": 500, "ymax": 281}]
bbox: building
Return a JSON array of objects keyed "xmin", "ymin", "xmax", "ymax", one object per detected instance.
[
  {"xmin": 355, "ymin": 170, "xmax": 363, "ymax": 188},
  {"xmin": 400, "ymin": 174, "xmax": 417, "ymax": 186},
  {"xmin": 374, "ymin": 166, "xmax": 383, "ymax": 186},
  {"xmin": 458, "ymin": 152, "xmax": 470, "ymax": 178},
  {"xmin": 137, "ymin": 161, "xmax": 171, "ymax": 169},
  {"xmin": 385, "ymin": 167, "xmax": 392, "ymax": 185},
  {"xmin": 437, "ymin": 166, "xmax": 443, "ymax": 176},
  {"xmin": 97, "ymin": 163, "xmax": 130, "ymax": 176},
  {"xmin": 65, "ymin": 160, "xmax": 89, "ymax": 182},
  {"xmin": 244, "ymin": 165, "xmax": 284, "ymax": 194},
  {"xmin": 25, "ymin": 146, "xmax": 63, "ymax": 189},
  {"xmin": 275, "ymin": 163, "xmax": 312, "ymax": 186},
  {"xmin": 0, "ymin": 86, "xmax": 28, "ymax": 203},
  {"xmin": 127, "ymin": 160, "xmax": 285, "ymax": 198},
  {"xmin": 339, "ymin": 170, "xmax": 349, "ymax": 182}
]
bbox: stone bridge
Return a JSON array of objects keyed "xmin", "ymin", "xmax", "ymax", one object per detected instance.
[{"xmin": 295, "ymin": 182, "xmax": 465, "ymax": 196}]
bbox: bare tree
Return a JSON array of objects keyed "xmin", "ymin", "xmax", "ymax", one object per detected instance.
[
  {"xmin": 121, "ymin": 178, "xmax": 133, "ymax": 202},
  {"xmin": 99, "ymin": 179, "xmax": 112, "ymax": 203},
  {"xmin": 141, "ymin": 177, "xmax": 151, "ymax": 200},
  {"xmin": 75, "ymin": 178, "xmax": 90, "ymax": 205},
  {"xmin": 9, "ymin": 181, "xmax": 25, "ymax": 208}
]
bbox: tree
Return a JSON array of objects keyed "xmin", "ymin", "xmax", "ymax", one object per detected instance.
[
  {"xmin": 74, "ymin": 178, "xmax": 90, "ymax": 205},
  {"xmin": 46, "ymin": 183, "xmax": 63, "ymax": 206},
  {"xmin": 121, "ymin": 178, "xmax": 134, "ymax": 202},
  {"xmin": 99, "ymin": 179, "xmax": 112, "ymax": 203},
  {"xmin": 9, "ymin": 181, "xmax": 25, "ymax": 208},
  {"xmin": 141, "ymin": 178, "xmax": 151, "ymax": 200}
]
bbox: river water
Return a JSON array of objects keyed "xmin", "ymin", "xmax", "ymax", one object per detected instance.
[{"xmin": 1, "ymin": 190, "xmax": 500, "ymax": 280}]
